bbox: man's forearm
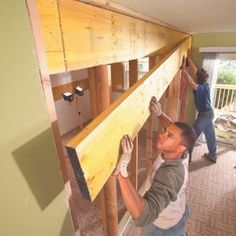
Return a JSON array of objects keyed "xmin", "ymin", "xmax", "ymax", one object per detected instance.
[
  {"xmin": 183, "ymin": 70, "xmax": 198, "ymax": 90},
  {"xmin": 187, "ymin": 57, "xmax": 198, "ymax": 75},
  {"xmin": 117, "ymin": 174, "xmax": 145, "ymax": 219}
]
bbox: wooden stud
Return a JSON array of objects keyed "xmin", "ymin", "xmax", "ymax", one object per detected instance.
[
  {"xmin": 167, "ymin": 70, "xmax": 181, "ymax": 120},
  {"xmin": 129, "ymin": 60, "xmax": 138, "ymax": 87},
  {"xmin": 111, "ymin": 62, "xmax": 125, "ymax": 92},
  {"xmin": 87, "ymin": 65, "xmax": 118, "ymax": 236},
  {"xmin": 145, "ymin": 55, "xmax": 157, "ymax": 177},
  {"xmin": 179, "ymin": 71, "xmax": 188, "ymax": 121},
  {"xmin": 26, "ymin": 0, "xmax": 69, "ymax": 183},
  {"xmin": 129, "ymin": 59, "xmax": 138, "ymax": 190},
  {"xmin": 66, "ymin": 37, "xmax": 191, "ymax": 202}
]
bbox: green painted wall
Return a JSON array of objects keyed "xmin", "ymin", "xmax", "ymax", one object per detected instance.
[
  {"xmin": 0, "ymin": 1, "xmax": 74, "ymax": 235},
  {"xmin": 186, "ymin": 32, "xmax": 236, "ymax": 122}
]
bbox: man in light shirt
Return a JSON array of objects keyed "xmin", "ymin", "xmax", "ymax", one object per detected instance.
[{"xmin": 114, "ymin": 97, "xmax": 197, "ymax": 236}]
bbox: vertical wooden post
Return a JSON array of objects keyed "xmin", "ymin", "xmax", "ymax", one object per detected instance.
[
  {"xmin": 26, "ymin": 0, "xmax": 76, "ymax": 233},
  {"xmin": 167, "ymin": 71, "xmax": 181, "ymax": 120},
  {"xmin": 146, "ymin": 56, "xmax": 157, "ymax": 177},
  {"xmin": 111, "ymin": 63, "xmax": 125, "ymax": 92},
  {"xmin": 26, "ymin": 0, "xmax": 68, "ymax": 182},
  {"xmin": 88, "ymin": 65, "xmax": 118, "ymax": 236},
  {"xmin": 129, "ymin": 59, "xmax": 138, "ymax": 190},
  {"xmin": 180, "ymin": 70, "xmax": 188, "ymax": 121},
  {"xmin": 129, "ymin": 59, "xmax": 138, "ymax": 87}
]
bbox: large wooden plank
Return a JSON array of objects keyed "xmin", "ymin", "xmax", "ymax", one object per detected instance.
[
  {"xmin": 66, "ymin": 37, "xmax": 191, "ymax": 201},
  {"xmin": 27, "ymin": 0, "xmax": 69, "ymax": 183},
  {"xmin": 79, "ymin": 0, "xmax": 188, "ymax": 34},
  {"xmin": 36, "ymin": 0, "xmax": 66, "ymax": 73},
  {"xmin": 36, "ymin": 0, "xmax": 188, "ymax": 72},
  {"xmin": 129, "ymin": 59, "xmax": 139, "ymax": 190},
  {"xmin": 167, "ymin": 70, "xmax": 181, "ymax": 120}
]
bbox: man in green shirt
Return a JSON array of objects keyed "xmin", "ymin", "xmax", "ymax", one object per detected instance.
[{"xmin": 114, "ymin": 97, "xmax": 197, "ymax": 236}]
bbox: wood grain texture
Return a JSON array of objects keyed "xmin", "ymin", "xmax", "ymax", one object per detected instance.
[
  {"xmin": 66, "ymin": 37, "xmax": 191, "ymax": 201},
  {"xmin": 36, "ymin": 0, "xmax": 66, "ymax": 73},
  {"xmin": 79, "ymin": 0, "xmax": 189, "ymax": 34},
  {"xmin": 145, "ymin": 55, "xmax": 158, "ymax": 178},
  {"xmin": 129, "ymin": 59, "xmax": 138, "ymax": 190},
  {"xmin": 36, "ymin": 0, "xmax": 188, "ymax": 72},
  {"xmin": 167, "ymin": 70, "xmax": 181, "ymax": 121},
  {"xmin": 27, "ymin": 0, "xmax": 69, "ymax": 183},
  {"xmin": 87, "ymin": 65, "xmax": 118, "ymax": 236}
]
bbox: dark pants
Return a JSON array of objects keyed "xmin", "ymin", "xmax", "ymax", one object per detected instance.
[{"xmin": 189, "ymin": 110, "xmax": 217, "ymax": 162}]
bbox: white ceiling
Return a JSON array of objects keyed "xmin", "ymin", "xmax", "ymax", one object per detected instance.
[{"xmin": 113, "ymin": 0, "xmax": 236, "ymax": 33}]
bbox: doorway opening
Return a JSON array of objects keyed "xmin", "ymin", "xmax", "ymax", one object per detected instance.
[{"xmin": 212, "ymin": 53, "xmax": 236, "ymax": 147}]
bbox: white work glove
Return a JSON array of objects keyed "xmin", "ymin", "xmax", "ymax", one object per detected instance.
[
  {"xmin": 113, "ymin": 135, "xmax": 134, "ymax": 178},
  {"xmin": 150, "ymin": 96, "xmax": 162, "ymax": 117}
]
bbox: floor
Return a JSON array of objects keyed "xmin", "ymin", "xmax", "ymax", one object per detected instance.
[
  {"xmin": 62, "ymin": 129, "xmax": 236, "ymax": 236},
  {"xmin": 186, "ymin": 143, "xmax": 236, "ymax": 236},
  {"xmin": 123, "ymin": 143, "xmax": 236, "ymax": 236}
]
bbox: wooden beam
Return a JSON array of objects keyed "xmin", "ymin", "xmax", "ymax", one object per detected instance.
[
  {"xmin": 179, "ymin": 70, "xmax": 188, "ymax": 121},
  {"xmin": 36, "ymin": 0, "xmax": 188, "ymax": 72},
  {"xmin": 167, "ymin": 70, "xmax": 181, "ymax": 120},
  {"xmin": 26, "ymin": 0, "xmax": 69, "ymax": 183},
  {"xmin": 129, "ymin": 59, "xmax": 138, "ymax": 190},
  {"xmin": 66, "ymin": 37, "xmax": 191, "ymax": 201},
  {"xmin": 87, "ymin": 65, "xmax": 118, "ymax": 236},
  {"xmin": 79, "ymin": 0, "xmax": 190, "ymax": 34},
  {"xmin": 35, "ymin": 0, "xmax": 66, "ymax": 73},
  {"xmin": 145, "ymin": 55, "xmax": 157, "ymax": 178}
]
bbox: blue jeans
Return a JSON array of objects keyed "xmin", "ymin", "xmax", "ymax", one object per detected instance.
[
  {"xmin": 189, "ymin": 110, "xmax": 217, "ymax": 162},
  {"xmin": 141, "ymin": 207, "xmax": 189, "ymax": 236}
]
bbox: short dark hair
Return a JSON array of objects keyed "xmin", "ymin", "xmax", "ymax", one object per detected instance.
[
  {"xmin": 196, "ymin": 68, "xmax": 209, "ymax": 85},
  {"xmin": 174, "ymin": 121, "xmax": 197, "ymax": 149}
]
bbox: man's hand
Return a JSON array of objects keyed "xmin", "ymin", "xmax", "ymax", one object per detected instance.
[
  {"xmin": 113, "ymin": 135, "xmax": 134, "ymax": 178},
  {"xmin": 150, "ymin": 96, "xmax": 162, "ymax": 117}
]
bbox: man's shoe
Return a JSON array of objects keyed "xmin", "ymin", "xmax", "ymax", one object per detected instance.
[{"xmin": 203, "ymin": 153, "xmax": 217, "ymax": 163}]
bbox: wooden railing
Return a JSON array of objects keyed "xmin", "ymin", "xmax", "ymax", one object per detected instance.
[{"xmin": 213, "ymin": 84, "xmax": 236, "ymax": 111}]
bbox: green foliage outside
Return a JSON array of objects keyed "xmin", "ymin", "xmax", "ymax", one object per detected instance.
[
  {"xmin": 215, "ymin": 59, "xmax": 236, "ymax": 108},
  {"xmin": 217, "ymin": 60, "xmax": 236, "ymax": 84}
]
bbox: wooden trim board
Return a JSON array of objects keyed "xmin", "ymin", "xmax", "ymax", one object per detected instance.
[{"xmin": 66, "ymin": 37, "xmax": 191, "ymax": 201}]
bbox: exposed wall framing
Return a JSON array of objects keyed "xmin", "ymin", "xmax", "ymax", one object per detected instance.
[
  {"xmin": 66, "ymin": 37, "xmax": 191, "ymax": 202},
  {"xmin": 31, "ymin": 1, "xmax": 191, "ymax": 235}
]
